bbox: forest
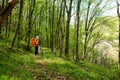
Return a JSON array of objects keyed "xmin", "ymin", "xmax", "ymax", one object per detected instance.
[{"xmin": 0, "ymin": 0, "xmax": 120, "ymax": 80}]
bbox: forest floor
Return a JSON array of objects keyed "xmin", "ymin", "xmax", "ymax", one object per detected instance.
[{"xmin": 0, "ymin": 40, "xmax": 119, "ymax": 80}]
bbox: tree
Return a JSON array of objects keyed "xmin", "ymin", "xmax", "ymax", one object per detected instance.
[
  {"xmin": 0, "ymin": 0, "xmax": 5, "ymax": 36},
  {"xmin": 116, "ymin": 0, "xmax": 120, "ymax": 73},
  {"xmin": 0, "ymin": 0, "xmax": 18, "ymax": 37},
  {"xmin": 75, "ymin": 0, "xmax": 81, "ymax": 61},
  {"xmin": 65, "ymin": 0, "xmax": 73, "ymax": 57},
  {"xmin": 58, "ymin": 0, "xmax": 64, "ymax": 57},
  {"xmin": 45, "ymin": 0, "xmax": 49, "ymax": 47},
  {"xmin": 50, "ymin": 0, "xmax": 56, "ymax": 53},
  {"xmin": 81, "ymin": 0, "xmax": 110, "ymax": 60},
  {"xmin": 11, "ymin": 0, "xmax": 23, "ymax": 48},
  {"xmin": 0, "ymin": 0, "xmax": 19, "ymax": 25},
  {"xmin": 27, "ymin": 0, "xmax": 36, "ymax": 49}
]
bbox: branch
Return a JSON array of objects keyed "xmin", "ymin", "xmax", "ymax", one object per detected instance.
[
  {"xmin": 0, "ymin": 0, "xmax": 19, "ymax": 25},
  {"xmin": 63, "ymin": 0, "xmax": 68, "ymax": 13},
  {"xmin": 116, "ymin": 0, "xmax": 120, "ymax": 18}
]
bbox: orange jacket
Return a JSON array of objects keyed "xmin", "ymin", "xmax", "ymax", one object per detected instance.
[
  {"xmin": 34, "ymin": 39, "xmax": 39, "ymax": 47},
  {"xmin": 31, "ymin": 38, "xmax": 39, "ymax": 47}
]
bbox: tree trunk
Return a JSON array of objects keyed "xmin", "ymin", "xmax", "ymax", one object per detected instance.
[
  {"xmin": 83, "ymin": 0, "xmax": 91, "ymax": 60},
  {"xmin": 50, "ymin": 0, "xmax": 56, "ymax": 53},
  {"xmin": 59, "ymin": 0, "xmax": 63, "ymax": 57},
  {"xmin": 116, "ymin": 0, "xmax": 120, "ymax": 74},
  {"xmin": 0, "ymin": 25, "xmax": 2, "ymax": 37},
  {"xmin": 49, "ymin": 0, "xmax": 52, "ymax": 49},
  {"xmin": 65, "ymin": 0, "xmax": 73, "ymax": 57},
  {"xmin": 0, "ymin": 0, "xmax": 19, "ymax": 25},
  {"xmin": 27, "ymin": 0, "xmax": 35, "ymax": 49},
  {"xmin": 5, "ymin": 18, "xmax": 8, "ymax": 37},
  {"xmin": 75, "ymin": 0, "xmax": 81, "ymax": 61},
  {"xmin": 11, "ymin": 0, "xmax": 23, "ymax": 49},
  {"xmin": 46, "ymin": 0, "xmax": 49, "ymax": 47},
  {"xmin": 1, "ymin": 0, "xmax": 4, "ymax": 11},
  {"xmin": 8, "ymin": 12, "xmax": 12, "ymax": 38},
  {"xmin": 17, "ymin": 0, "xmax": 24, "ymax": 46},
  {"xmin": 0, "ymin": 0, "xmax": 5, "ymax": 37}
]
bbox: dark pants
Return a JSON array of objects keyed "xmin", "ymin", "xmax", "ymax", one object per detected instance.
[{"xmin": 35, "ymin": 46, "xmax": 38, "ymax": 55}]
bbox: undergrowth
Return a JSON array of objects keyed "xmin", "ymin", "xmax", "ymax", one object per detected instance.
[{"xmin": 0, "ymin": 40, "xmax": 119, "ymax": 80}]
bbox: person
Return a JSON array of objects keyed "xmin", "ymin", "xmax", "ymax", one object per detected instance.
[{"xmin": 34, "ymin": 35, "xmax": 39, "ymax": 55}]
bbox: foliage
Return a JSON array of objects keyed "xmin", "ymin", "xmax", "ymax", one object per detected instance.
[{"xmin": 0, "ymin": 0, "xmax": 119, "ymax": 79}]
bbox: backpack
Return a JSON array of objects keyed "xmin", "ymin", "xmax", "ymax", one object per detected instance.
[{"xmin": 31, "ymin": 37, "xmax": 35, "ymax": 47}]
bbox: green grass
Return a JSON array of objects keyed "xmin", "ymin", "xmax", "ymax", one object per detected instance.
[{"xmin": 0, "ymin": 40, "xmax": 119, "ymax": 80}]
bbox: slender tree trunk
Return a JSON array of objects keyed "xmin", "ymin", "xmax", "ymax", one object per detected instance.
[
  {"xmin": 73, "ymin": 14, "xmax": 76, "ymax": 59},
  {"xmin": 116, "ymin": 0, "xmax": 120, "ymax": 75},
  {"xmin": 11, "ymin": 0, "xmax": 23, "ymax": 49},
  {"xmin": 18, "ymin": 0, "xmax": 24, "ymax": 46},
  {"xmin": 46, "ymin": 0, "xmax": 49, "ymax": 47},
  {"xmin": 50, "ymin": 0, "xmax": 56, "ymax": 53},
  {"xmin": 83, "ymin": 1, "xmax": 91, "ymax": 60},
  {"xmin": 0, "ymin": 24, "xmax": 2, "ymax": 37},
  {"xmin": 49, "ymin": 0, "xmax": 52, "ymax": 49},
  {"xmin": 8, "ymin": 12, "xmax": 12, "ymax": 38},
  {"xmin": 59, "ymin": 0, "xmax": 65, "ymax": 57},
  {"xmin": 0, "ymin": 0, "xmax": 5, "ymax": 37},
  {"xmin": 119, "ymin": 10, "xmax": 120, "ymax": 76},
  {"xmin": 56, "ymin": 1, "xmax": 60, "ymax": 50},
  {"xmin": 65, "ymin": 0, "xmax": 73, "ymax": 57},
  {"xmin": 1, "ymin": 0, "xmax": 4, "ymax": 11},
  {"xmin": 27, "ymin": 0, "xmax": 35, "ymax": 49},
  {"xmin": 6, "ymin": 18, "xmax": 8, "ymax": 37},
  {"xmin": 75, "ymin": 0, "xmax": 81, "ymax": 61},
  {"xmin": 61, "ymin": 0, "xmax": 65, "ymax": 57},
  {"xmin": 59, "ymin": 0, "xmax": 63, "ymax": 57}
]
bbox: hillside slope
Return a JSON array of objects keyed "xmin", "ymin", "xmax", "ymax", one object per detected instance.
[{"xmin": 0, "ymin": 41, "xmax": 119, "ymax": 80}]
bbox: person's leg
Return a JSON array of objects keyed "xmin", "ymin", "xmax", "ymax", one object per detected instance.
[
  {"xmin": 36, "ymin": 46, "xmax": 38, "ymax": 54},
  {"xmin": 35, "ymin": 46, "xmax": 38, "ymax": 55},
  {"xmin": 34, "ymin": 47, "xmax": 36, "ymax": 55}
]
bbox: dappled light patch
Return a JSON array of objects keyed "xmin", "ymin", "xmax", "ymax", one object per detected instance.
[{"xmin": 35, "ymin": 58, "xmax": 67, "ymax": 65}]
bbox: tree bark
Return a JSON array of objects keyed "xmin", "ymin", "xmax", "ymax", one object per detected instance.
[
  {"xmin": 50, "ymin": 0, "xmax": 56, "ymax": 53},
  {"xmin": 0, "ymin": 24, "xmax": 1, "ymax": 33},
  {"xmin": 65, "ymin": 0, "xmax": 73, "ymax": 57},
  {"xmin": 11, "ymin": 0, "xmax": 23, "ymax": 49},
  {"xmin": 1, "ymin": 0, "xmax": 4, "ymax": 11},
  {"xmin": 0, "ymin": 0, "xmax": 19, "ymax": 25},
  {"xmin": 49, "ymin": 0, "xmax": 52, "ymax": 49},
  {"xmin": 75, "ymin": 0, "xmax": 81, "ymax": 61},
  {"xmin": 45, "ymin": 0, "xmax": 49, "ymax": 47},
  {"xmin": 8, "ymin": 13, "xmax": 12, "ymax": 38},
  {"xmin": 59, "ymin": 0, "xmax": 64, "ymax": 57},
  {"xmin": 0, "ymin": 0, "xmax": 5, "ymax": 37},
  {"xmin": 17, "ymin": 0, "xmax": 24, "ymax": 46},
  {"xmin": 116, "ymin": 0, "xmax": 120, "ymax": 74},
  {"xmin": 5, "ymin": 18, "xmax": 8, "ymax": 37}
]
